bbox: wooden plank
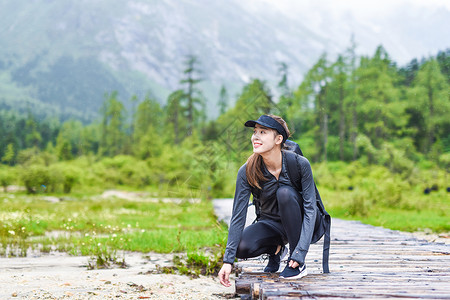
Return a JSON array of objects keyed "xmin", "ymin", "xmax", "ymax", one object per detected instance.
[
  {"xmin": 237, "ymin": 274, "xmax": 450, "ymax": 284},
  {"xmin": 237, "ymin": 276, "xmax": 450, "ymax": 296},
  {"xmin": 259, "ymin": 282, "xmax": 450, "ymax": 299},
  {"xmin": 238, "ymin": 267, "xmax": 450, "ymax": 275},
  {"xmin": 262, "ymin": 290, "xmax": 450, "ymax": 300},
  {"xmin": 212, "ymin": 200, "xmax": 450, "ymax": 299},
  {"xmin": 234, "ymin": 227, "xmax": 450, "ymax": 299},
  {"xmin": 238, "ymin": 254, "xmax": 450, "ymax": 261}
]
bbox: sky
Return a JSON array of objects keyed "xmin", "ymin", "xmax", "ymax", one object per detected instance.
[
  {"xmin": 256, "ymin": 0, "xmax": 449, "ymax": 65},
  {"xmin": 327, "ymin": 0, "xmax": 450, "ymax": 13},
  {"xmin": 263, "ymin": 0, "xmax": 450, "ymax": 15}
]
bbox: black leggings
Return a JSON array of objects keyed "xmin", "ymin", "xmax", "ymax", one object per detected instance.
[{"xmin": 236, "ymin": 185, "xmax": 303, "ymax": 259}]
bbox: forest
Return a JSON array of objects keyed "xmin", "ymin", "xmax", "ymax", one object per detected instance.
[{"xmin": 0, "ymin": 45, "xmax": 449, "ymax": 233}]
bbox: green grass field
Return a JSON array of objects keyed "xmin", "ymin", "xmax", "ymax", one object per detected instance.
[
  {"xmin": 0, "ymin": 194, "xmax": 228, "ymax": 259},
  {"xmin": 320, "ymin": 183, "xmax": 449, "ymax": 233},
  {"xmin": 1, "ymin": 158, "xmax": 448, "ymax": 263},
  {"xmin": 309, "ymin": 160, "xmax": 449, "ymax": 233}
]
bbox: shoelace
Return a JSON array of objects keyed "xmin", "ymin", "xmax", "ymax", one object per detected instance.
[{"xmin": 260, "ymin": 254, "xmax": 270, "ymax": 263}]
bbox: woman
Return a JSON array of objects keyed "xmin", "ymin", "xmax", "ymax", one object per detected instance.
[{"xmin": 218, "ymin": 114, "xmax": 317, "ymax": 286}]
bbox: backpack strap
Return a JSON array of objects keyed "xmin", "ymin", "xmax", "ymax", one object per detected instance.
[
  {"xmin": 284, "ymin": 150, "xmax": 330, "ymax": 273},
  {"xmin": 322, "ymin": 213, "xmax": 331, "ymax": 273},
  {"xmin": 249, "ymin": 185, "xmax": 262, "ymax": 223},
  {"xmin": 314, "ymin": 183, "xmax": 331, "ymax": 273},
  {"xmin": 285, "ymin": 150, "xmax": 301, "ymax": 191}
]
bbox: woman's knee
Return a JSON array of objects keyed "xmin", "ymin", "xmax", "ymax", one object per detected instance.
[
  {"xmin": 236, "ymin": 240, "xmax": 252, "ymax": 258},
  {"xmin": 277, "ymin": 186, "xmax": 298, "ymax": 206}
]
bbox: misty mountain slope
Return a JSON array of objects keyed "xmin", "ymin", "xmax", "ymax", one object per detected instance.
[{"xmin": 0, "ymin": 0, "xmax": 448, "ymax": 121}]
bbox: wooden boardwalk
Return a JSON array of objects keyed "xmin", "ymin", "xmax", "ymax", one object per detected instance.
[{"xmin": 213, "ymin": 199, "xmax": 450, "ymax": 299}]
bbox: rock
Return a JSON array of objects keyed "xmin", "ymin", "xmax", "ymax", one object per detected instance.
[{"xmin": 42, "ymin": 196, "xmax": 60, "ymax": 203}]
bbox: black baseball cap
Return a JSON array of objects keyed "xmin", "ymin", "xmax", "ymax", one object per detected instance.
[{"xmin": 244, "ymin": 115, "xmax": 288, "ymax": 143}]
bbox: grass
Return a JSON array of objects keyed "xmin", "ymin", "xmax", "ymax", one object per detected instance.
[
  {"xmin": 316, "ymin": 161, "xmax": 450, "ymax": 233},
  {"xmin": 0, "ymin": 193, "xmax": 228, "ymax": 263},
  {"xmin": 1, "ymin": 158, "xmax": 448, "ymax": 273},
  {"xmin": 157, "ymin": 248, "xmax": 226, "ymax": 278},
  {"xmin": 325, "ymin": 188, "xmax": 450, "ymax": 233},
  {"xmin": 329, "ymin": 206, "xmax": 449, "ymax": 232}
]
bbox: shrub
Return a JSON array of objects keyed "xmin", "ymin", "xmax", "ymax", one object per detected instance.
[
  {"xmin": 439, "ymin": 153, "xmax": 450, "ymax": 170},
  {"xmin": 46, "ymin": 165, "xmax": 64, "ymax": 193},
  {"xmin": 16, "ymin": 148, "xmax": 42, "ymax": 166},
  {"xmin": 62, "ymin": 166, "xmax": 81, "ymax": 193},
  {"xmin": 47, "ymin": 163, "xmax": 83, "ymax": 193},
  {"xmin": 0, "ymin": 167, "xmax": 16, "ymax": 192},
  {"xmin": 122, "ymin": 160, "xmax": 151, "ymax": 187},
  {"xmin": 16, "ymin": 148, "xmax": 57, "ymax": 166},
  {"xmin": 20, "ymin": 165, "xmax": 51, "ymax": 193}
]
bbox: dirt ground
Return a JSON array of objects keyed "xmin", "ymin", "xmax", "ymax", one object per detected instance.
[
  {"xmin": 2, "ymin": 197, "xmax": 447, "ymax": 299},
  {"xmin": 0, "ymin": 252, "xmax": 236, "ymax": 300}
]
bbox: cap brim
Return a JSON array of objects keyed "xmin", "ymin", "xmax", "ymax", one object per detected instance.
[
  {"xmin": 245, "ymin": 115, "xmax": 288, "ymax": 143},
  {"xmin": 244, "ymin": 120, "xmax": 257, "ymax": 127},
  {"xmin": 245, "ymin": 120, "xmax": 274, "ymax": 129}
]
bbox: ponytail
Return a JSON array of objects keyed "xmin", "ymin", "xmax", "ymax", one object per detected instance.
[{"xmin": 246, "ymin": 153, "xmax": 266, "ymax": 189}]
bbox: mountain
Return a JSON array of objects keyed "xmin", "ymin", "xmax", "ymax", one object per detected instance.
[{"xmin": 0, "ymin": 0, "xmax": 448, "ymax": 121}]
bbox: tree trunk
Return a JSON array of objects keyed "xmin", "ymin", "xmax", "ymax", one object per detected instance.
[
  {"xmin": 339, "ymin": 85, "xmax": 345, "ymax": 160},
  {"xmin": 174, "ymin": 106, "xmax": 179, "ymax": 145},
  {"xmin": 427, "ymin": 78, "xmax": 434, "ymax": 153},
  {"xmin": 187, "ymin": 76, "xmax": 193, "ymax": 136},
  {"xmin": 318, "ymin": 87, "xmax": 328, "ymax": 162},
  {"xmin": 323, "ymin": 113, "xmax": 328, "ymax": 162},
  {"xmin": 352, "ymin": 105, "xmax": 358, "ymax": 160}
]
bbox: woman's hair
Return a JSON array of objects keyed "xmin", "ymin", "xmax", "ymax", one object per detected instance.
[{"xmin": 246, "ymin": 114, "xmax": 291, "ymax": 189}]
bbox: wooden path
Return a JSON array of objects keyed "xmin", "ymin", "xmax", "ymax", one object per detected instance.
[{"xmin": 213, "ymin": 199, "xmax": 450, "ymax": 299}]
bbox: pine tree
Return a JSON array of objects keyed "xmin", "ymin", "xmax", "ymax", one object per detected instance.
[
  {"xmin": 24, "ymin": 110, "xmax": 42, "ymax": 148},
  {"xmin": 346, "ymin": 35, "xmax": 359, "ymax": 160},
  {"xmin": 277, "ymin": 62, "xmax": 291, "ymax": 98},
  {"xmin": 399, "ymin": 58, "xmax": 419, "ymax": 86},
  {"xmin": 166, "ymin": 90, "xmax": 185, "ymax": 145},
  {"xmin": 216, "ymin": 79, "xmax": 274, "ymax": 159},
  {"xmin": 277, "ymin": 62, "xmax": 296, "ymax": 125},
  {"xmin": 436, "ymin": 49, "xmax": 450, "ymax": 83},
  {"xmin": 133, "ymin": 95, "xmax": 163, "ymax": 159},
  {"xmin": 79, "ymin": 124, "xmax": 100, "ymax": 155},
  {"xmin": 129, "ymin": 95, "xmax": 139, "ymax": 141},
  {"xmin": 180, "ymin": 55, "xmax": 204, "ymax": 136},
  {"xmin": 296, "ymin": 53, "xmax": 330, "ymax": 161},
  {"xmin": 99, "ymin": 91, "xmax": 126, "ymax": 156},
  {"xmin": 355, "ymin": 46, "xmax": 404, "ymax": 150},
  {"xmin": 330, "ymin": 55, "xmax": 348, "ymax": 160},
  {"xmin": 218, "ymin": 85, "xmax": 228, "ymax": 116},
  {"xmin": 56, "ymin": 132, "xmax": 73, "ymax": 160},
  {"xmin": 1, "ymin": 143, "xmax": 15, "ymax": 165},
  {"xmin": 410, "ymin": 58, "xmax": 449, "ymax": 154}
]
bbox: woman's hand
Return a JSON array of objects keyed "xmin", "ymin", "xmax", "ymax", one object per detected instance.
[
  {"xmin": 218, "ymin": 263, "xmax": 233, "ymax": 287},
  {"xmin": 289, "ymin": 259, "xmax": 299, "ymax": 269}
]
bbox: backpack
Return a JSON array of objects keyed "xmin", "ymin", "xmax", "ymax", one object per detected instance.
[{"xmin": 250, "ymin": 140, "xmax": 331, "ymax": 273}]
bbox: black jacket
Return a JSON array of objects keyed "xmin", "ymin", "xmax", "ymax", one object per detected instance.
[{"xmin": 223, "ymin": 143, "xmax": 317, "ymax": 265}]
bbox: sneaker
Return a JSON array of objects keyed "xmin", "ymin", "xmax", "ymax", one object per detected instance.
[
  {"xmin": 279, "ymin": 263, "xmax": 307, "ymax": 279},
  {"xmin": 264, "ymin": 246, "xmax": 288, "ymax": 273}
]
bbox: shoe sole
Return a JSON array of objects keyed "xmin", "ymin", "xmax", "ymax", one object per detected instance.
[{"xmin": 279, "ymin": 269, "xmax": 308, "ymax": 280}]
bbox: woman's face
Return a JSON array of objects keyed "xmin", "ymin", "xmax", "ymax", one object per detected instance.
[{"xmin": 251, "ymin": 124, "xmax": 283, "ymax": 154}]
